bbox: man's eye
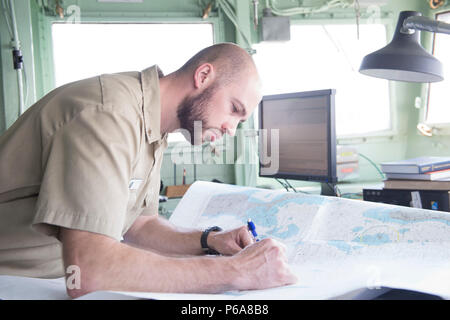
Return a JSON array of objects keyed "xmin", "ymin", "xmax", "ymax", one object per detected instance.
[{"xmin": 232, "ymin": 105, "xmax": 238, "ymax": 113}]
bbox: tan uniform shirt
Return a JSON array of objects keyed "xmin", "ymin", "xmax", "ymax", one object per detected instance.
[{"xmin": 0, "ymin": 65, "xmax": 167, "ymax": 278}]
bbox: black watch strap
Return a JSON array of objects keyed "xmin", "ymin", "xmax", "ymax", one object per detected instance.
[{"xmin": 201, "ymin": 226, "xmax": 223, "ymax": 255}]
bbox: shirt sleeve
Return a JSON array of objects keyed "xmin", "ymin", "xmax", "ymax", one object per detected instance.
[{"xmin": 33, "ymin": 106, "xmax": 139, "ymax": 241}]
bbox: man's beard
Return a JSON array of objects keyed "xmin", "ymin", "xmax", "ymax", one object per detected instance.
[{"xmin": 177, "ymin": 84, "xmax": 217, "ymax": 145}]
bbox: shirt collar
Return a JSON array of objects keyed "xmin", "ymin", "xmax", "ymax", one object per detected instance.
[{"xmin": 141, "ymin": 65, "xmax": 166, "ymax": 145}]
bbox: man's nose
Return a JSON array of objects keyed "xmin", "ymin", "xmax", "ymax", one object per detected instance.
[{"xmin": 222, "ymin": 122, "xmax": 238, "ymax": 137}]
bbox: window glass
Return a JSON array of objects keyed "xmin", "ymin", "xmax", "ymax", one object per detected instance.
[
  {"xmin": 253, "ymin": 24, "xmax": 390, "ymax": 136},
  {"xmin": 52, "ymin": 23, "xmax": 214, "ymax": 142},
  {"xmin": 427, "ymin": 11, "xmax": 450, "ymax": 124}
]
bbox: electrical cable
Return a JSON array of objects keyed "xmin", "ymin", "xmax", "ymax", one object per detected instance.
[
  {"xmin": 265, "ymin": 0, "xmax": 354, "ymax": 17},
  {"xmin": 284, "ymin": 179, "xmax": 297, "ymax": 193},
  {"xmin": 275, "ymin": 178, "xmax": 290, "ymax": 192},
  {"xmin": 358, "ymin": 152, "xmax": 386, "ymax": 180},
  {"xmin": 285, "ymin": 179, "xmax": 312, "ymax": 194}
]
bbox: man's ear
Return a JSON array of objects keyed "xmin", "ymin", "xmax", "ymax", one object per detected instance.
[{"xmin": 193, "ymin": 63, "xmax": 214, "ymax": 89}]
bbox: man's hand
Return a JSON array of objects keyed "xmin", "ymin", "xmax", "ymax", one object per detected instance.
[
  {"xmin": 206, "ymin": 226, "xmax": 254, "ymax": 255},
  {"xmin": 230, "ymin": 238, "xmax": 298, "ymax": 290},
  {"xmin": 207, "ymin": 229, "xmax": 298, "ymax": 290}
]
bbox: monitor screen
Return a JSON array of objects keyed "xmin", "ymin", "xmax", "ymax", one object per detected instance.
[{"xmin": 258, "ymin": 89, "xmax": 337, "ymax": 183}]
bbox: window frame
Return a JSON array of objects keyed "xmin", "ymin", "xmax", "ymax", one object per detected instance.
[
  {"xmin": 38, "ymin": 11, "xmax": 224, "ymax": 150},
  {"xmin": 38, "ymin": 12, "xmax": 224, "ymax": 93},
  {"xmin": 423, "ymin": 10, "xmax": 450, "ymax": 136}
]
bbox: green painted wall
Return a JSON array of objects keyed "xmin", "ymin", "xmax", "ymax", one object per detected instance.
[{"xmin": 1, "ymin": 0, "xmax": 449, "ymax": 191}]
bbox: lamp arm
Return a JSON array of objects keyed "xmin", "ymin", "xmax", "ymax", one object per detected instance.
[{"xmin": 402, "ymin": 15, "xmax": 450, "ymax": 35}]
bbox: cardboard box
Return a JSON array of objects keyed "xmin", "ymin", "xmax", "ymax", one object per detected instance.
[{"xmin": 165, "ymin": 184, "xmax": 192, "ymax": 198}]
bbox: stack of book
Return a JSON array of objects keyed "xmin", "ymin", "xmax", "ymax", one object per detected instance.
[
  {"xmin": 363, "ymin": 157, "xmax": 450, "ymax": 212},
  {"xmin": 381, "ymin": 156, "xmax": 450, "ymax": 190}
]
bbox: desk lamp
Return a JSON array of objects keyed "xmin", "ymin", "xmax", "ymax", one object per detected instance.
[{"xmin": 359, "ymin": 11, "xmax": 450, "ymax": 83}]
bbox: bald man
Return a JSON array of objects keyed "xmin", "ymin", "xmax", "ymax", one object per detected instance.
[{"xmin": 0, "ymin": 43, "xmax": 297, "ymax": 298}]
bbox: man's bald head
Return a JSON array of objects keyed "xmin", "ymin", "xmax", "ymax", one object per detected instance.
[
  {"xmin": 172, "ymin": 43, "xmax": 262, "ymax": 145},
  {"xmin": 176, "ymin": 42, "xmax": 259, "ymax": 86}
]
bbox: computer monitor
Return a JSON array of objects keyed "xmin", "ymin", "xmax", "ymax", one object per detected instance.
[{"xmin": 258, "ymin": 89, "xmax": 337, "ymax": 187}]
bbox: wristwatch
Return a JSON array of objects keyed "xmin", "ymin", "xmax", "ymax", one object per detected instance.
[{"xmin": 201, "ymin": 226, "xmax": 223, "ymax": 255}]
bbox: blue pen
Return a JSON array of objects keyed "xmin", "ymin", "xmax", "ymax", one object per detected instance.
[{"xmin": 247, "ymin": 218, "xmax": 259, "ymax": 242}]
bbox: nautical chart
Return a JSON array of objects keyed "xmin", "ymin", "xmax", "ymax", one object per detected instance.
[{"xmin": 169, "ymin": 181, "xmax": 450, "ymax": 299}]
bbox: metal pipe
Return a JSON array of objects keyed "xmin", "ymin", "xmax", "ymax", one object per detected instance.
[
  {"xmin": 16, "ymin": 62, "xmax": 25, "ymax": 115},
  {"xmin": 252, "ymin": 0, "xmax": 259, "ymax": 29},
  {"xmin": 174, "ymin": 163, "xmax": 177, "ymax": 185},
  {"xmin": 8, "ymin": 0, "xmax": 25, "ymax": 115},
  {"xmin": 402, "ymin": 15, "xmax": 450, "ymax": 35}
]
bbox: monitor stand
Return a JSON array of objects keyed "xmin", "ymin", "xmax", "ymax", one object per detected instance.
[{"xmin": 320, "ymin": 182, "xmax": 337, "ymax": 196}]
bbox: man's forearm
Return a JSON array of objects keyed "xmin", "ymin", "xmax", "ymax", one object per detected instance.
[
  {"xmin": 61, "ymin": 228, "xmax": 236, "ymax": 298},
  {"xmin": 123, "ymin": 215, "xmax": 206, "ymax": 255}
]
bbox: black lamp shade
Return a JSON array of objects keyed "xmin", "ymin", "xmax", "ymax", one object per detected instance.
[{"xmin": 359, "ymin": 11, "xmax": 443, "ymax": 83}]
